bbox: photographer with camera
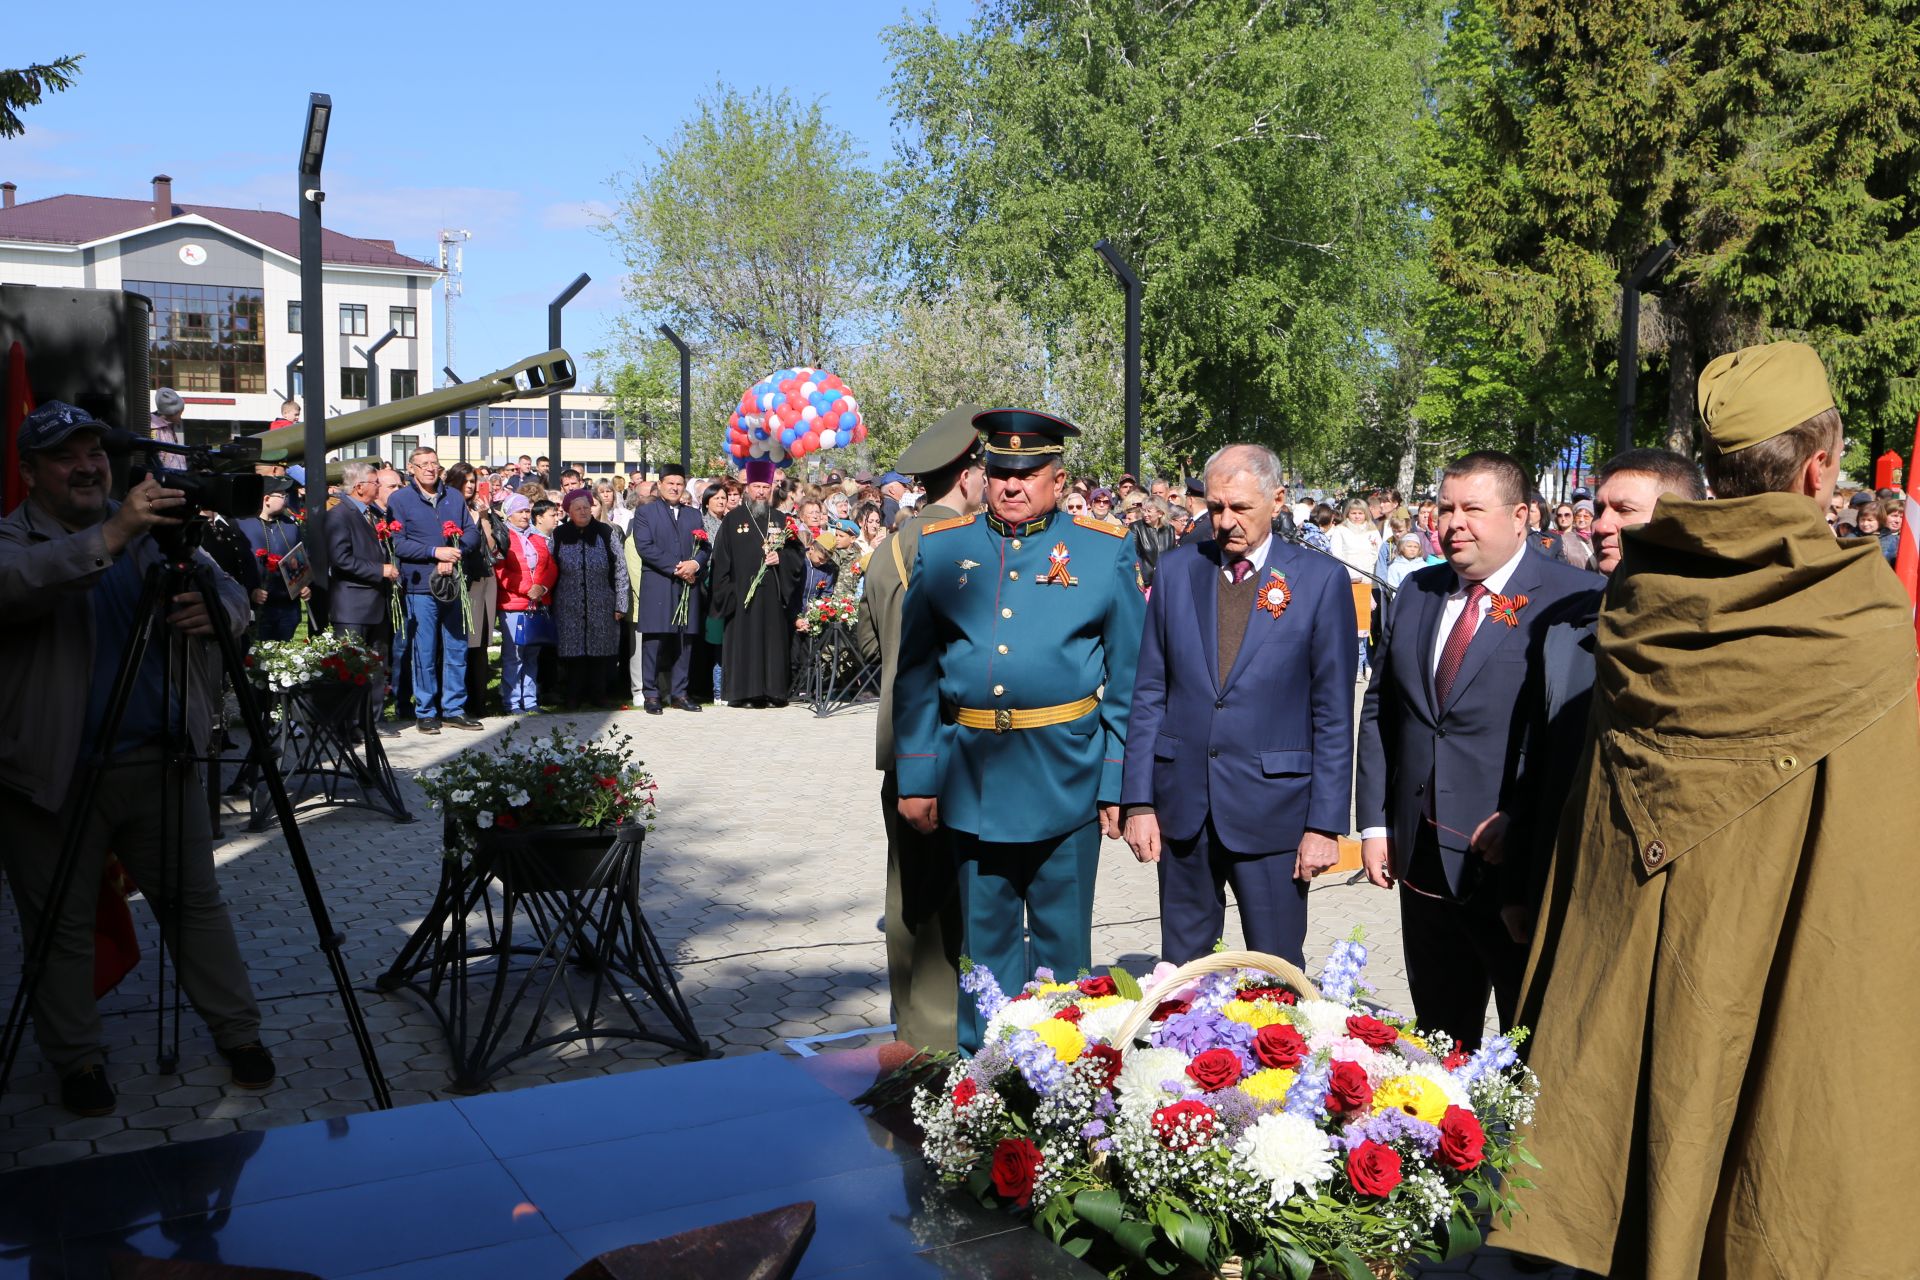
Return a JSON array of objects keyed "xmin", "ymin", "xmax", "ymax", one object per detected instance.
[
  {"xmin": 237, "ymin": 476, "xmax": 309, "ymax": 641},
  {"xmin": 0, "ymin": 402, "xmax": 272, "ymax": 1117}
]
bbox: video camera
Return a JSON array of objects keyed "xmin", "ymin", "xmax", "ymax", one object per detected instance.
[{"xmin": 116, "ymin": 433, "xmax": 266, "ymax": 521}]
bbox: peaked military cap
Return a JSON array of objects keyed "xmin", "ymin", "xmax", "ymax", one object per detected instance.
[
  {"xmin": 895, "ymin": 403, "xmax": 985, "ymax": 477},
  {"xmin": 973, "ymin": 408, "xmax": 1080, "ymax": 472}
]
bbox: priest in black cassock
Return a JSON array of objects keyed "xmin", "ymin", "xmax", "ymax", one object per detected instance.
[{"xmin": 710, "ymin": 458, "xmax": 806, "ymax": 707}]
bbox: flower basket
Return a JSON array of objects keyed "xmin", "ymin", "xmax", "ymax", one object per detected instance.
[
  {"xmin": 913, "ymin": 939, "xmax": 1539, "ymax": 1280},
  {"xmin": 295, "ymin": 678, "xmax": 372, "ymax": 730},
  {"xmin": 248, "ymin": 632, "xmax": 384, "ymax": 697},
  {"xmin": 419, "ymin": 724, "xmax": 658, "ymax": 864},
  {"xmin": 461, "ymin": 821, "xmax": 643, "ymax": 893}
]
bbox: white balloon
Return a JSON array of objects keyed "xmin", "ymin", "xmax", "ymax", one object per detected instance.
[
  {"xmin": 801, "ymin": 381, "xmax": 818, "ymax": 396},
  {"xmin": 800, "ymin": 405, "xmax": 819, "ymax": 422},
  {"xmin": 841, "ymin": 396, "xmax": 858, "ymax": 413}
]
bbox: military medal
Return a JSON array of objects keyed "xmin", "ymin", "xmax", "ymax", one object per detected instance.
[
  {"xmin": 1489, "ymin": 592, "xmax": 1528, "ymax": 627},
  {"xmin": 1257, "ymin": 569, "xmax": 1292, "ymax": 618},
  {"xmin": 1043, "ymin": 541, "xmax": 1076, "ymax": 587},
  {"xmin": 954, "ymin": 557, "xmax": 980, "ymax": 588}
]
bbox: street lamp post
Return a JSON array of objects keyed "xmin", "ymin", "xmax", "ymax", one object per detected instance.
[
  {"xmin": 298, "ymin": 92, "xmax": 331, "ymax": 587},
  {"xmin": 547, "ymin": 273, "xmax": 590, "ymax": 479},
  {"xmin": 285, "ymin": 353, "xmax": 303, "ymax": 408},
  {"xmin": 1094, "ymin": 240, "xmax": 1143, "ymax": 478},
  {"xmin": 659, "ymin": 324, "xmax": 691, "ymax": 472},
  {"xmin": 1616, "ymin": 240, "xmax": 1678, "ymax": 454},
  {"xmin": 353, "ymin": 327, "xmax": 398, "ymax": 408}
]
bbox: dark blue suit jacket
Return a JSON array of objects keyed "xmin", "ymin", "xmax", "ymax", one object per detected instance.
[
  {"xmin": 324, "ymin": 498, "xmax": 390, "ymax": 627},
  {"xmin": 1122, "ymin": 537, "xmax": 1357, "ymax": 853},
  {"xmin": 1356, "ymin": 548, "xmax": 1602, "ymax": 897},
  {"xmin": 628, "ymin": 501, "xmax": 708, "ymax": 634}
]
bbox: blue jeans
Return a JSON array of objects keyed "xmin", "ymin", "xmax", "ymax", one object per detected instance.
[
  {"xmin": 255, "ymin": 601, "xmax": 300, "ymax": 642},
  {"xmin": 404, "ymin": 593, "xmax": 467, "ymax": 719},
  {"xmin": 500, "ymin": 634, "xmax": 544, "ymax": 713}
]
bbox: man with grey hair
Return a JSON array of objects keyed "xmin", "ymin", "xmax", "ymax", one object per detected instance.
[
  {"xmin": 325, "ymin": 459, "xmax": 399, "ymax": 643},
  {"xmin": 1121, "ymin": 443, "xmax": 1357, "ymax": 964}
]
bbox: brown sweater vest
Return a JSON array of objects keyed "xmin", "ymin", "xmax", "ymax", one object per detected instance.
[{"xmin": 1217, "ymin": 572, "xmax": 1260, "ymax": 677}]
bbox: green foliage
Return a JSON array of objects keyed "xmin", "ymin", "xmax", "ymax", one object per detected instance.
[
  {"xmin": 587, "ymin": 334, "xmax": 680, "ymax": 466},
  {"xmin": 883, "ymin": 0, "xmax": 1441, "ymax": 469},
  {"xmin": 0, "ymin": 55, "xmax": 82, "ymax": 139}
]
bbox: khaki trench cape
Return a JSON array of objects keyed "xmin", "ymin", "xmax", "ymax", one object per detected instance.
[{"xmin": 1494, "ymin": 494, "xmax": 1920, "ymax": 1278}]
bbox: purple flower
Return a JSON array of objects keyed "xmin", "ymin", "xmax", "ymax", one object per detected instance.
[
  {"xmin": 1033, "ymin": 966, "xmax": 1055, "ymax": 983},
  {"xmin": 1093, "ymin": 1138, "xmax": 1114, "ymax": 1154},
  {"xmin": 1460, "ymin": 1034, "xmax": 1520, "ymax": 1085},
  {"xmin": 1283, "ymin": 1053, "xmax": 1332, "ymax": 1121},
  {"xmin": 1155, "ymin": 1007, "xmax": 1255, "ymax": 1058},
  {"xmin": 1008, "ymin": 1028, "xmax": 1067, "ymax": 1094},
  {"xmin": 961, "ymin": 964, "xmax": 1007, "ymax": 1020},
  {"xmin": 1080, "ymin": 1119, "xmax": 1108, "ymax": 1140},
  {"xmin": 1317, "ymin": 938, "xmax": 1369, "ymax": 1006},
  {"xmin": 1339, "ymin": 1106, "xmax": 1440, "ymax": 1155},
  {"xmin": 1093, "ymin": 1091, "xmax": 1116, "ymax": 1118}
]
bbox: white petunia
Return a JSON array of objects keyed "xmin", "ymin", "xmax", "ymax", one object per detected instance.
[
  {"xmin": 477, "ymin": 811, "xmax": 494, "ymax": 828},
  {"xmin": 508, "ymin": 789, "xmax": 531, "ymax": 807},
  {"xmin": 1078, "ymin": 1001, "xmax": 1137, "ymax": 1048},
  {"xmin": 450, "ymin": 789, "xmax": 474, "ymax": 804},
  {"xmin": 1232, "ymin": 1112, "xmax": 1336, "ymax": 1205}
]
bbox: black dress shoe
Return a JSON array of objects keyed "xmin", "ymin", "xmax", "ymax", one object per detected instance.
[
  {"xmin": 444, "ymin": 715, "xmax": 484, "ymax": 730},
  {"xmin": 61, "ymin": 1064, "xmax": 115, "ymax": 1117},
  {"xmin": 416, "ymin": 719, "xmax": 441, "ymax": 735},
  {"xmin": 643, "ymin": 701, "xmax": 663, "ymax": 716},
  {"xmin": 670, "ymin": 698, "xmax": 701, "ymax": 713},
  {"xmin": 221, "ymin": 1042, "xmax": 276, "ymax": 1089}
]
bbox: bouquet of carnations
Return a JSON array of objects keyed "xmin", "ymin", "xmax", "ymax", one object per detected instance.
[
  {"xmin": 375, "ymin": 518, "xmax": 406, "ymax": 632},
  {"xmin": 799, "ymin": 593, "xmax": 859, "ymax": 634},
  {"xmin": 742, "ymin": 516, "xmax": 801, "ymax": 608},
  {"xmin": 247, "ymin": 632, "xmax": 384, "ymax": 694},
  {"xmin": 418, "ymin": 724, "xmax": 659, "ymax": 857},
  {"xmin": 671, "ymin": 527, "xmax": 711, "ymax": 627},
  {"xmin": 441, "ymin": 519, "xmax": 472, "ymax": 632},
  {"xmin": 912, "ymin": 940, "xmax": 1538, "ymax": 1280}
]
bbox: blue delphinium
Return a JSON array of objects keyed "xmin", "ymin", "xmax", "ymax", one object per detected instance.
[
  {"xmin": 1008, "ymin": 1028, "xmax": 1067, "ymax": 1094},
  {"xmin": 1283, "ymin": 1052, "xmax": 1333, "ymax": 1121},
  {"xmin": 1459, "ymin": 1034, "xmax": 1519, "ymax": 1085},
  {"xmin": 960, "ymin": 963, "xmax": 1007, "ymax": 1021},
  {"xmin": 1317, "ymin": 936, "xmax": 1369, "ymax": 1006}
]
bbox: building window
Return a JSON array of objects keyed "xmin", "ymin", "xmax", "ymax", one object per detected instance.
[
  {"xmin": 391, "ymin": 434, "xmax": 418, "ymax": 464},
  {"xmin": 126, "ymin": 279, "xmax": 267, "ymax": 395},
  {"xmin": 390, "ymin": 307, "xmax": 417, "ymax": 338},
  {"xmin": 339, "ymin": 303, "xmax": 367, "ymax": 336},
  {"xmin": 446, "ymin": 406, "xmax": 615, "ymax": 439},
  {"xmin": 340, "ymin": 367, "xmax": 368, "ymax": 400},
  {"xmin": 288, "ymin": 300, "xmax": 302, "ymax": 333},
  {"xmin": 390, "ymin": 369, "xmax": 418, "ymax": 400},
  {"xmin": 291, "ymin": 370, "xmax": 304, "ymax": 398}
]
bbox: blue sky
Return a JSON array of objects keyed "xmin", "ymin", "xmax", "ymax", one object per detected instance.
[{"xmin": 4, "ymin": 0, "xmax": 970, "ymax": 388}]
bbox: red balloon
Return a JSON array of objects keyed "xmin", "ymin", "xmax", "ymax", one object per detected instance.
[{"xmin": 852, "ymin": 423, "xmax": 867, "ymax": 443}]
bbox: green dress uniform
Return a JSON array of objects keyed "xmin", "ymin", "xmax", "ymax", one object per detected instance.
[{"xmin": 892, "ymin": 409, "xmax": 1145, "ymax": 1051}]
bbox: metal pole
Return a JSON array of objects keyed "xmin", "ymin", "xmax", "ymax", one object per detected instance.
[
  {"xmin": 659, "ymin": 324, "xmax": 691, "ymax": 472},
  {"xmin": 1094, "ymin": 240, "xmax": 1142, "ymax": 478},
  {"xmin": 1615, "ymin": 240, "xmax": 1677, "ymax": 454},
  {"xmin": 548, "ymin": 273, "xmax": 590, "ymax": 479},
  {"xmin": 298, "ymin": 92, "xmax": 331, "ymax": 588},
  {"xmin": 441, "ymin": 366, "xmax": 465, "ymax": 464},
  {"xmin": 354, "ymin": 327, "xmax": 398, "ymax": 409}
]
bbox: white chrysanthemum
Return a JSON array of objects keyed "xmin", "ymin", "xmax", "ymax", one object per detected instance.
[
  {"xmin": 1406, "ymin": 1060, "xmax": 1473, "ymax": 1110},
  {"xmin": 1078, "ymin": 1001, "xmax": 1136, "ymax": 1047},
  {"xmin": 1232, "ymin": 1112, "xmax": 1336, "ymax": 1204},
  {"xmin": 984, "ymin": 998, "xmax": 1052, "ymax": 1041},
  {"xmin": 1292, "ymin": 999, "xmax": 1357, "ymax": 1042},
  {"xmin": 1114, "ymin": 1046, "xmax": 1190, "ymax": 1113}
]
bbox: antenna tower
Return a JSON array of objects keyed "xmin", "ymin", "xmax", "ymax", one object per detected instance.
[{"xmin": 438, "ymin": 229, "xmax": 472, "ymax": 387}]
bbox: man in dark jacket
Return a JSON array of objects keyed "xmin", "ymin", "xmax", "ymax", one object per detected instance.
[
  {"xmin": 628, "ymin": 464, "xmax": 708, "ymax": 713},
  {"xmin": 235, "ymin": 477, "xmax": 306, "ymax": 640},
  {"xmin": 325, "ymin": 460, "xmax": 397, "ymax": 642},
  {"xmin": 387, "ymin": 447, "xmax": 482, "ymax": 732}
]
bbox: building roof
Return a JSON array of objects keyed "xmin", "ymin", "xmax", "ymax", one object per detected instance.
[{"xmin": 0, "ymin": 194, "xmax": 439, "ymax": 272}]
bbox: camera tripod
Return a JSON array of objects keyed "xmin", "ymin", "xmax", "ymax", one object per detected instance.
[{"xmin": 0, "ymin": 525, "xmax": 391, "ymax": 1108}]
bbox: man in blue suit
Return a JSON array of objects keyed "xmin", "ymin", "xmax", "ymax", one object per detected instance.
[
  {"xmin": 1357, "ymin": 450, "xmax": 1602, "ymax": 1050},
  {"xmin": 628, "ymin": 464, "xmax": 708, "ymax": 714},
  {"xmin": 323, "ymin": 460, "xmax": 398, "ymax": 643},
  {"xmin": 1122, "ymin": 444, "xmax": 1356, "ymax": 964}
]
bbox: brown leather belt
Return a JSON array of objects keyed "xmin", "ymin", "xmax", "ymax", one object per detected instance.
[{"xmin": 948, "ymin": 695, "xmax": 1099, "ymax": 734}]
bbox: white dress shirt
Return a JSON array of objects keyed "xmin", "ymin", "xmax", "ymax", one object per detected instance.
[
  {"xmin": 1221, "ymin": 531, "xmax": 1275, "ymax": 581},
  {"xmin": 1360, "ymin": 540, "xmax": 1528, "ymax": 841}
]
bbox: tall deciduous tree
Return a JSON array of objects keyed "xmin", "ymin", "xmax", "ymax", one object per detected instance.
[
  {"xmin": 883, "ymin": 0, "xmax": 1440, "ymax": 467},
  {"xmin": 1429, "ymin": 0, "xmax": 1920, "ymax": 454}
]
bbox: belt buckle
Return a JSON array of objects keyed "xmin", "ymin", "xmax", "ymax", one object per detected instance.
[{"xmin": 993, "ymin": 707, "xmax": 1013, "ymax": 734}]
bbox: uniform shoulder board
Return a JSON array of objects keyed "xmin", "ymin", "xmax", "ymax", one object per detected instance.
[
  {"xmin": 1073, "ymin": 515, "xmax": 1126, "ymax": 538},
  {"xmin": 921, "ymin": 514, "xmax": 977, "ymax": 535}
]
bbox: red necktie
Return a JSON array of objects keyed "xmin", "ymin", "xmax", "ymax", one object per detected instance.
[
  {"xmin": 1434, "ymin": 582, "xmax": 1488, "ymax": 708},
  {"xmin": 1227, "ymin": 558, "xmax": 1253, "ymax": 583}
]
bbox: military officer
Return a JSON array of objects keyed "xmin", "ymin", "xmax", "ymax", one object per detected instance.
[{"xmin": 893, "ymin": 408, "xmax": 1145, "ymax": 1051}]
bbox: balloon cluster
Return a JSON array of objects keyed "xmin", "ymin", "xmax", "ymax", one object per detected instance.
[{"xmin": 727, "ymin": 367, "xmax": 866, "ymax": 468}]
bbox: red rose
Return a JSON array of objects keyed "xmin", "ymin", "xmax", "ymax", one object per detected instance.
[
  {"xmin": 989, "ymin": 1137, "xmax": 1042, "ymax": 1206},
  {"xmin": 1076, "ymin": 975, "xmax": 1117, "ymax": 998},
  {"xmin": 1252, "ymin": 1024, "xmax": 1309, "ymax": 1070},
  {"xmin": 1149, "ymin": 998, "xmax": 1190, "ymax": 1022},
  {"xmin": 1236, "ymin": 985, "xmax": 1296, "ymax": 1005},
  {"xmin": 1324, "ymin": 1060, "xmax": 1373, "ymax": 1114},
  {"xmin": 1347, "ymin": 1140, "xmax": 1403, "ymax": 1197},
  {"xmin": 1082, "ymin": 1043, "xmax": 1123, "ymax": 1091},
  {"xmin": 493, "ymin": 813, "xmax": 518, "ymax": 829},
  {"xmin": 1437, "ymin": 1106, "xmax": 1485, "ymax": 1171},
  {"xmin": 1442, "ymin": 1050, "xmax": 1470, "ymax": 1071},
  {"xmin": 952, "ymin": 1078, "xmax": 978, "ymax": 1108},
  {"xmin": 1150, "ymin": 1100, "xmax": 1217, "ymax": 1151},
  {"xmin": 1053, "ymin": 1003, "xmax": 1085, "ymax": 1024},
  {"xmin": 1346, "ymin": 1015, "xmax": 1399, "ymax": 1050},
  {"xmin": 1185, "ymin": 1047, "xmax": 1243, "ymax": 1092}
]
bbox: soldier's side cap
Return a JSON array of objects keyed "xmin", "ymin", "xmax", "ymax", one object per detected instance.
[
  {"xmin": 895, "ymin": 403, "xmax": 985, "ymax": 476},
  {"xmin": 973, "ymin": 407, "xmax": 1080, "ymax": 473},
  {"xmin": 1697, "ymin": 341, "xmax": 1835, "ymax": 454}
]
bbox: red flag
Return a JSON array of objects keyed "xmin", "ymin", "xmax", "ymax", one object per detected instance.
[
  {"xmin": 1895, "ymin": 411, "xmax": 1920, "ymax": 708},
  {"xmin": 3, "ymin": 342, "xmax": 32, "ymax": 515}
]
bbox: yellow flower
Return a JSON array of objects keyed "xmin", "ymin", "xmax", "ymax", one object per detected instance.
[
  {"xmin": 1077, "ymin": 995, "xmax": 1125, "ymax": 1011},
  {"xmin": 1372, "ymin": 1075, "xmax": 1447, "ymax": 1124},
  {"xmin": 1239, "ymin": 1068, "xmax": 1298, "ymax": 1105},
  {"xmin": 1031, "ymin": 981, "xmax": 1080, "ymax": 996},
  {"xmin": 1400, "ymin": 1033, "xmax": 1430, "ymax": 1053},
  {"xmin": 1222, "ymin": 1000, "xmax": 1289, "ymax": 1029},
  {"xmin": 1031, "ymin": 1018, "xmax": 1087, "ymax": 1063}
]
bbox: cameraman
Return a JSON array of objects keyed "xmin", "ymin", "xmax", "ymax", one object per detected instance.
[{"xmin": 0, "ymin": 403, "xmax": 272, "ymax": 1118}]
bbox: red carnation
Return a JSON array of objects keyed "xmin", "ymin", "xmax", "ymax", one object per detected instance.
[
  {"xmin": 1252, "ymin": 1023, "xmax": 1309, "ymax": 1070},
  {"xmin": 1082, "ymin": 1043, "xmax": 1123, "ymax": 1091},
  {"xmin": 1324, "ymin": 1060, "xmax": 1373, "ymax": 1114},
  {"xmin": 389, "ymin": 519, "xmax": 403, "ymax": 531},
  {"xmin": 492, "ymin": 813, "xmax": 518, "ymax": 829},
  {"xmin": 1009, "ymin": 992, "xmax": 1033, "ymax": 1002},
  {"xmin": 989, "ymin": 1137, "xmax": 1042, "ymax": 1206},
  {"xmin": 265, "ymin": 554, "xmax": 283, "ymax": 572},
  {"xmin": 1052, "ymin": 1003, "xmax": 1085, "ymax": 1024},
  {"xmin": 1149, "ymin": 998, "xmax": 1190, "ymax": 1022},
  {"xmin": 253, "ymin": 548, "xmax": 267, "ymax": 559},
  {"xmin": 1076, "ymin": 975, "xmax": 1117, "ymax": 998},
  {"xmin": 1437, "ymin": 1106, "xmax": 1486, "ymax": 1171},
  {"xmin": 1347, "ymin": 1140, "xmax": 1403, "ymax": 1197},
  {"xmin": 692, "ymin": 528, "xmax": 709, "ymax": 544},
  {"xmin": 1442, "ymin": 1050, "xmax": 1470, "ymax": 1071},
  {"xmin": 1185, "ymin": 1047, "xmax": 1243, "ymax": 1092},
  {"xmin": 1346, "ymin": 1015, "xmax": 1399, "ymax": 1050},
  {"xmin": 542, "ymin": 764, "xmax": 562, "ymax": 776},
  {"xmin": 952, "ymin": 1077, "xmax": 978, "ymax": 1108},
  {"xmin": 1150, "ymin": 1100, "xmax": 1218, "ymax": 1151},
  {"xmin": 442, "ymin": 520, "xmax": 461, "ymax": 538}
]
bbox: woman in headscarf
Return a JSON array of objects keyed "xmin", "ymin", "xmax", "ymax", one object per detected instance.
[
  {"xmin": 696, "ymin": 483, "xmax": 730, "ymax": 702},
  {"xmin": 551, "ymin": 487, "xmax": 629, "ymax": 709},
  {"xmin": 494, "ymin": 493, "xmax": 558, "ymax": 714},
  {"xmin": 1557, "ymin": 499, "xmax": 1598, "ymax": 571}
]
